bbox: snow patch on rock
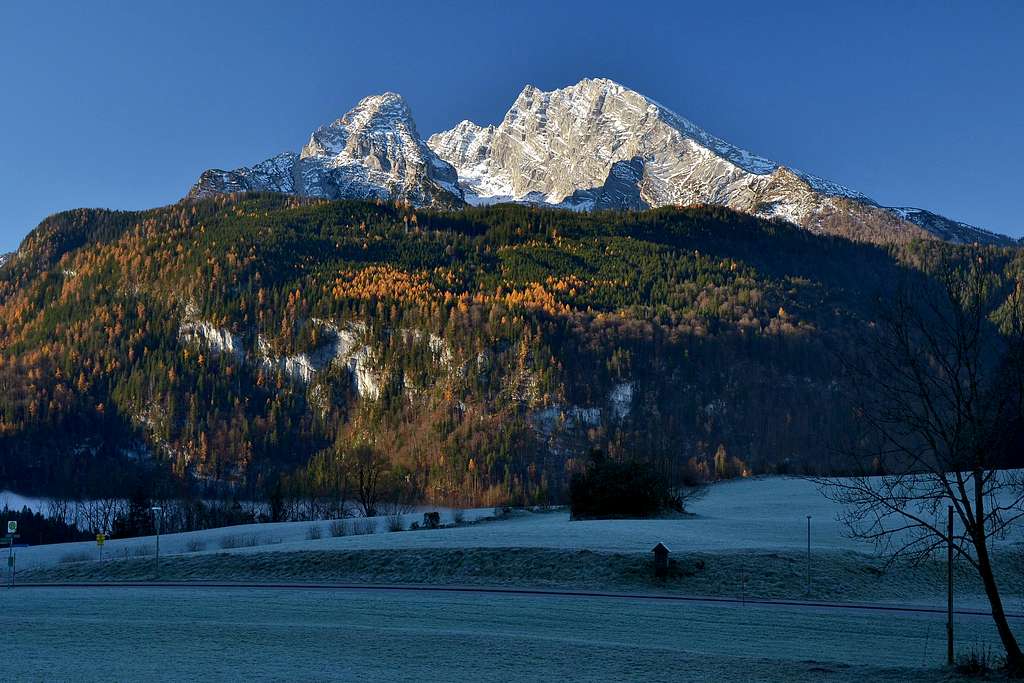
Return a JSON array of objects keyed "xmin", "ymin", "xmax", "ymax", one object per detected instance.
[{"xmin": 609, "ymin": 382, "xmax": 633, "ymax": 420}]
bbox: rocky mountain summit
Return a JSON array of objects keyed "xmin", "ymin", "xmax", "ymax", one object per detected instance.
[
  {"xmin": 189, "ymin": 93, "xmax": 463, "ymax": 208},
  {"xmin": 189, "ymin": 79, "xmax": 1015, "ymax": 246},
  {"xmin": 428, "ymin": 79, "xmax": 1013, "ymax": 245},
  {"xmin": 0, "ymin": 253, "xmax": 10, "ymax": 269}
]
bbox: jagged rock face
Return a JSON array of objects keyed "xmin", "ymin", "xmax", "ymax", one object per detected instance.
[
  {"xmin": 189, "ymin": 153, "xmax": 298, "ymax": 199},
  {"xmin": 428, "ymin": 78, "xmax": 1014, "ymax": 245},
  {"xmin": 0, "ymin": 252, "xmax": 11, "ymax": 269},
  {"xmin": 189, "ymin": 94, "xmax": 463, "ymax": 208},
  {"xmin": 889, "ymin": 207, "xmax": 1013, "ymax": 245},
  {"xmin": 427, "ymin": 79, "xmax": 869, "ymax": 211}
]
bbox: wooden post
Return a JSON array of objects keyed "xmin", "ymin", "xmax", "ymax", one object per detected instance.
[
  {"xmin": 806, "ymin": 515, "xmax": 811, "ymax": 595},
  {"xmin": 652, "ymin": 542, "xmax": 670, "ymax": 577},
  {"xmin": 947, "ymin": 504, "xmax": 954, "ymax": 667}
]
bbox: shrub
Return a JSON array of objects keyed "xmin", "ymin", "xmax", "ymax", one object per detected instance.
[
  {"xmin": 219, "ymin": 533, "xmax": 261, "ymax": 549},
  {"xmin": 386, "ymin": 514, "xmax": 405, "ymax": 532},
  {"xmin": 328, "ymin": 520, "xmax": 348, "ymax": 537},
  {"xmin": 306, "ymin": 524, "xmax": 323, "ymax": 540},
  {"xmin": 184, "ymin": 539, "xmax": 206, "ymax": 553},
  {"xmin": 955, "ymin": 644, "xmax": 1002, "ymax": 676},
  {"xmin": 569, "ymin": 450, "xmax": 683, "ymax": 520},
  {"xmin": 352, "ymin": 518, "xmax": 376, "ymax": 535},
  {"xmin": 452, "ymin": 509, "xmax": 465, "ymax": 525},
  {"xmin": 59, "ymin": 551, "xmax": 93, "ymax": 564}
]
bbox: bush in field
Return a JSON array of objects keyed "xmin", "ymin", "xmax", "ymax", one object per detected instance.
[
  {"xmin": 352, "ymin": 518, "xmax": 376, "ymax": 535},
  {"xmin": 219, "ymin": 533, "xmax": 261, "ymax": 549},
  {"xmin": 569, "ymin": 450, "xmax": 683, "ymax": 520},
  {"xmin": 956, "ymin": 644, "xmax": 1001, "ymax": 676},
  {"xmin": 185, "ymin": 539, "xmax": 206, "ymax": 553},
  {"xmin": 306, "ymin": 524, "xmax": 322, "ymax": 540},
  {"xmin": 452, "ymin": 509, "xmax": 465, "ymax": 525},
  {"xmin": 328, "ymin": 520, "xmax": 348, "ymax": 537},
  {"xmin": 59, "ymin": 551, "xmax": 94, "ymax": 564},
  {"xmin": 386, "ymin": 514, "xmax": 404, "ymax": 532}
]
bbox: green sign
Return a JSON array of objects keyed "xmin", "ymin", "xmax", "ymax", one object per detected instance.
[{"xmin": 6, "ymin": 521, "xmax": 15, "ymax": 534}]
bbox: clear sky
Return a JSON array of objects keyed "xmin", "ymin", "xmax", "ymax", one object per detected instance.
[{"xmin": 1, "ymin": 0, "xmax": 1022, "ymax": 252}]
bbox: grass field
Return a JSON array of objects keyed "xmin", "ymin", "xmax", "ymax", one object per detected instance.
[{"xmin": 1, "ymin": 585, "xmax": 1014, "ymax": 682}]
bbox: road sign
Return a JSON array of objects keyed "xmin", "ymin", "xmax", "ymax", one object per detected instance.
[
  {"xmin": 96, "ymin": 534, "xmax": 105, "ymax": 546},
  {"xmin": 6, "ymin": 521, "xmax": 15, "ymax": 534}
]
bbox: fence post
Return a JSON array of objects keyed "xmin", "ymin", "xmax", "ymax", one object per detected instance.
[{"xmin": 805, "ymin": 515, "xmax": 811, "ymax": 596}]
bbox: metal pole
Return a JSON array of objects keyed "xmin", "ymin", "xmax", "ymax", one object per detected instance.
[
  {"xmin": 151, "ymin": 506, "xmax": 162, "ymax": 579},
  {"xmin": 7, "ymin": 537, "xmax": 12, "ymax": 588},
  {"xmin": 947, "ymin": 505, "xmax": 954, "ymax": 667},
  {"xmin": 806, "ymin": 515, "xmax": 812, "ymax": 596}
]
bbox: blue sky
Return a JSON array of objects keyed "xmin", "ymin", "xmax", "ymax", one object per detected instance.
[{"xmin": 1, "ymin": 0, "xmax": 1022, "ymax": 251}]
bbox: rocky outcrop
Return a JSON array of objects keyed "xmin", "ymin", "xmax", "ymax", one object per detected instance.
[
  {"xmin": 178, "ymin": 320, "xmax": 244, "ymax": 363},
  {"xmin": 179, "ymin": 317, "xmax": 383, "ymax": 400}
]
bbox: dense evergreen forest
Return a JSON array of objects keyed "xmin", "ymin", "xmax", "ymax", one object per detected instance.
[{"xmin": 0, "ymin": 194, "xmax": 1020, "ymax": 507}]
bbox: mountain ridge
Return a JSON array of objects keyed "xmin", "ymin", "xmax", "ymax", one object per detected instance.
[{"xmin": 188, "ymin": 78, "xmax": 1016, "ymax": 247}]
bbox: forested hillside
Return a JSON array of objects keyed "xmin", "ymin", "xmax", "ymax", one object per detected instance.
[{"xmin": 0, "ymin": 194, "xmax": 1019, "ymax": 505}]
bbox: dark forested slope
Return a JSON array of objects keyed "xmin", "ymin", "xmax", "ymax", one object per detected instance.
[{"xmin": 0, "ymin": 194, "xmax": 1018, "ymax": 504}]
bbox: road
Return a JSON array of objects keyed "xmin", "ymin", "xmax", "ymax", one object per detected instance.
[{"xmin": 2, "ymin": 583, "xmax": 1020, "ymax": 681}]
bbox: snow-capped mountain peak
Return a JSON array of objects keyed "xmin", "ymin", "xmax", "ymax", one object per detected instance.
[
  {"xmin": 423, "ymin": 77, "xmax": 1011, "ymax": 245},
  {"xmin": 189, "ymin": 92, "xmax": 462, "ymax": 207},
  {"xmin": 188, "ymin": 78, "xmax": 1013, "ymax": 245},
  {"xmin": 300, "ymin": 92, "xmax": 416, "ymax": 160}
]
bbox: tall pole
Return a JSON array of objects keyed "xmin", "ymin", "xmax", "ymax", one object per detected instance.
[
  {"xmin": 947, "ymin": 505, "xmax": 954, "ymax": 666},
  {"xmin": 151, "ymin": 506, "xmax": 162, "ymax": 579},
  {"xmin": 806, "ymin": 515, "xmax": 811, "ymax": 596}
]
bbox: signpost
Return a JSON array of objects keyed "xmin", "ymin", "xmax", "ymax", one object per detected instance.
[
  {"xmin": 5, "ymin": 521, "xmax": 17, "ymax": 588},
  {"xmin": 151, "ymin": 507, "xmax": 162, "ymax": 578}
]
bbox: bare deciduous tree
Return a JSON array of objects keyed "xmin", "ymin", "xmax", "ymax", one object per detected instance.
[
  {"xmin": 818, "ymin": 255, "xmax": 1024, "ymax": 672},
  {"xmin": 346, "ymin": 441, "xmax": 387, "ymax": 518}
]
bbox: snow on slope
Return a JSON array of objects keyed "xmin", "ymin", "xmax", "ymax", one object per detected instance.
[
  {"xmin": 188, "ymin": 93, "xmax": 463, "ymax": 208},
  {"xmin": 428, "ymin": 78, "xmax": 1015, "ymax": 245}
]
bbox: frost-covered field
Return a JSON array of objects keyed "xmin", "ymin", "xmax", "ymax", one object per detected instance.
[
  {"xmin": 6, "ymin": 476, "xmax": 1024, "ymax": 681},
  {"xmin": 12, "ymin": 476, "xmax": 1023, "ymax": 574},
  {"xmin": 1, "ymin": 585, "xmax": 1014, "ymax": 682},
  {"xmin": 7, "ymin": 478, "xmax": 875, "ymax": 572}
]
